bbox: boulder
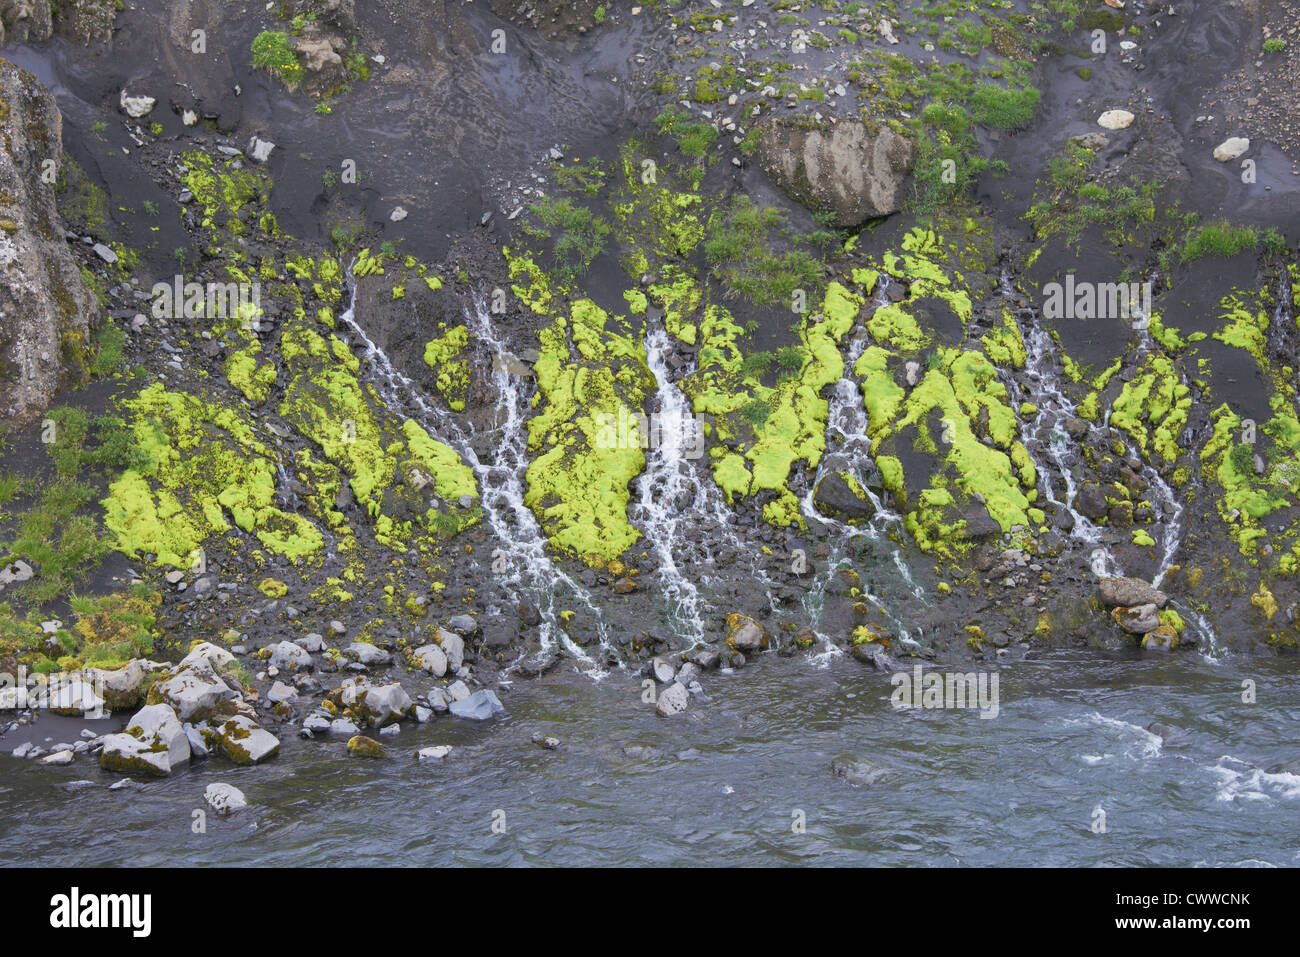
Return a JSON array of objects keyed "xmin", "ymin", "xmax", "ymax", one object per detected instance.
[
  {"xmin": 812, "ymin": 471, "xmax": 875, "ymax": 521},
  {"xmin": 417, "ymin": 745, "xmax": 453, "ymax": 762},
  {"xmin": 359, "ymin": 683, "xmax": 411, "ymax": 727},
  {"xmin": 347, "ymin": 642, "xmax": 391, "ymax": 666},
  {"xmin": 214, "ymin": 714, "xmax": 280, "ymax": 765},
  {"xmin": 296, "ymin": 35, "xmax": 343, "ymax": 72},
  {"xmin": 268, "ymin": 640, "xmax": 313, "ymax": 672},
  {"xmin": 99, "ymin": 704, "xmax": 190, "ymax": 776},
  {"xmin": 1112, "ymin": 603, "xmax": 1160, "ymax": 635},
  {"xmin": 725, "ymin": 613, "xmax": 768, "ymax": 652},
  {"xmin": 148, "ymin": 650, "xmax": 239, "ymax": 722},
  {"xmin": 436, "ymin": 628, "xmax": 465, "ymax": 671},
  {"xmin": 1098, "ymin": 577, "xmax": 1168, "ymax": 609},
  {"xmin": 87, "ymin": 660, "xmax": 151, "ymax": 710},
  {"xmin": 346, "ymin": 734, "xmax": 384, "ymax": 758},
  {"xmin": 1140, "ymin": 624, "xmax": 1179, "ymax": 651},
  {"xmin": 1213, "ymin": 137, "xmax": 1250, "ymax": 162},
  {"xmin": 655, "ymin": 681, "xmax": 689, "ymax": 716},
  {"xmin": 204, "ymin": 782, "xmax": 247, "ymax": 815},
  {"xmin": 1097, "ymin": 109, "xmax": 1135, "ymax": 130},
  {"xmin": 755, "ymin": 119, "xmax": 913, "ymax": 227},
  {"xmin": 447, "ymin": 614, "xmax": 478, "ymax": 634},
  {"xmin": 449, "ymin": 689, "xmax": 504, "ymax": 720},
  {"xmin": 0, "ymin": 59, "xmax": 100, "ymax": 423},
  {"xmin": 1074, "ymin": 483, "xmax": 1108, "ymax": 521},
  {"xmin": 412, "ymin": 643, "xmax": 448, "ymax": 676}
]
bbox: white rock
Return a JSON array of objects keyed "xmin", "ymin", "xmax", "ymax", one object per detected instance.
[
  {"xmin": 360, "ymin": 683, "xmax": 412, "ymax": 727},
  {"xmin": 99, "ymin": 704, "xmax": 190, "ymax": 775},
  {"xmin": 347, "ymin": 642, "xmax": 390, "ymax": 666},
  {"xmin": 437, "ymin": 629, "xmax": 465, "ymax": 671},
  {"xmin": 296, "ymin": 633, "xmax": 326, "ymax": 653},
  {"xmin": 417, "ymin": 745, "xmax": 453, "ymax": 761},
  {"xmin": 390, "ymin": 206, "xmax": 408, "ymax": 222},
  {"xmin": 246, "ymin": 136, "xmax": 275, "ymax": 163},
  {"xmin": 413, "ymin": 643, "xmax": 448, "ymax": 677},
  {"xmin": 119, "ymin": 89, "xmax": 156, "ymax": 118},
  {"xmin": 215, "ymin": 714, "xmax": 280, "ymax": 764},
  {"xmin": 268, "ymin": 640, "xmax": 313, "ymax": 672},
  {"xmin": 1097, "ymin": 109, "xmax": 1135, "ymax": 130},
  {"xmin": 656, "ymin": 682, "xmax": 690, "ymax": 716},
  {"xmin": 41, "ymin": 749, "xmax": 74, "ymax": 766},
  {"xmin": 1213, "ymin": 137, "xmax": 1250, "ymax": 162},
  {"xmin": 204, "ymin": 782, "xmax": 247, "ymax": 815}
]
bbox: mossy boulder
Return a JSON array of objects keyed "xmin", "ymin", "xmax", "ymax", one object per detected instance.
[{"xmin": 346, "ymin": 734, "xmax": 385, "ymax": 758}]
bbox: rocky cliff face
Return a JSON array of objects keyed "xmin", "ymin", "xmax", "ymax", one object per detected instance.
[
  {"xmin": 0, "ymin": 0, "xmax": 117, "ymax": 47},
  {"xmin": 0, "ymin": 58, "xmax": 99, "ymax": 423}
]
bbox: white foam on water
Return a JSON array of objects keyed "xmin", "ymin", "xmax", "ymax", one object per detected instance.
[{"xmin": 1208, "ymin": 756, "xmax": 1300, "ymax": 804}]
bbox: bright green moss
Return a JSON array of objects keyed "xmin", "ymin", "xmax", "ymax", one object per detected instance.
[{"xmin": 423, "ymin": 325, "xmax": 470, "ymax": 411}]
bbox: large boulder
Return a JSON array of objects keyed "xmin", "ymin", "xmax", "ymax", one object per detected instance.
[
  {"xmin": 1098, "ymin": 577, "xmax": 1168, "ymax": 609},
  {"xmin": 755, "ymin": 119, "xmax": 913, "ymax": 227},
  {"xmin": 812, "ymin": 471, "xmax": 875, "ymax": 521},
  {"xmin": 87, "ymin": 659, "xmax": 156, "ymax": 710},
  {"xmin": 1112, "ymin": 603, "xmax": 1160, "ymax": 635},
  {"xmin": 214, "ymin": 714, "xmax": 280, "ymax": 765},
  {"xmin": 0, "ymin": 1, "xmax": 118, "ymax": 47},
  {"xmin": 725, "ymin": 613, "xmax": 769, "ymax": 653},
  {"xmin": 358, "ymin": 683, "xmax": 412, "ymax": 727},
  {"xmin": 99, "ymin": 703, "xmax": 190, "ymax": 776},
  {"xmin": 0, "ymin": 58, "xmax": 100, "ymax": 423},
  {"xmin": 147, "ymin": 643, "xmax": 242, "ymax": 721},
  {"xmin": 449, "ymin": 689, "xmax": 504, "ymax": 721}
]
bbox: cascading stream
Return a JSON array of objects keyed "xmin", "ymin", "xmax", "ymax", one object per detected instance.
[
  {"xmin": 334, "ymin": 266, "xmax": 613, "ymax": 672},
  {"xmin": 629, "ymin": 326, "xmax": 712, "ymax": 645},
  {"xmin": 630, "ymin": 320, "xmax": 788, "ymax": 648},
  {"xmin": 798, "ymin": 276, "xmax": 922, "ymax": 653},
  {"xmin": 998, "ymin": 272, "xmax": 1118, "ymax": 578},
  {"xmin": 1000, "ymin": 270, "xmax": 1223, "ymax": 657}
]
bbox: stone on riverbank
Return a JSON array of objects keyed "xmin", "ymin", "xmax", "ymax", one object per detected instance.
[
  {"xmin": 100, "ymin": 704, "xmax": 190, "ymax": 776},
  {"xmin": 1098, "ymin": 578, "xmax": 1168, "ymax": 609}
]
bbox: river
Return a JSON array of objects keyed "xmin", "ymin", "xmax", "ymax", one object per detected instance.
[{"xmin": 2, "ymin": 650, "xmax": 1296, "ymax": 866}]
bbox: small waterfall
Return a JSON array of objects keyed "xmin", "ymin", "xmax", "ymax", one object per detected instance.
[
  {"xmin": 1001, "ymin": 270, "xmax": 1223, "ymax": 657},
  {"xmin": 999, "ymin": 273, "xmax": 1118, "ymax": 577},
  {"xmin": 275, "ymin": 461, "xmax": 299, "ymax": 512},
  {"xmin": 629, "ymin": 326, "xmax": 710, "ymax": 644},
  {"xmin": 334, "ymin": 265, "xmax": 612, "ymax": 672},
  {"xmin": 798, "ymin": 276, "xmax": 922, "ymax": 654},
  {"xmin": 630, "ymin": 320, "xmax": 789, "ymax": 648}
]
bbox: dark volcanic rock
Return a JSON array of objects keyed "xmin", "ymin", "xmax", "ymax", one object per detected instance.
[
  {"xmin": 0, "ymin": 59, "xmax": 99, "ymax": 423},
  {"xmin": 755, "ymin": 119, "xmax": 913, "ymax": 227}
]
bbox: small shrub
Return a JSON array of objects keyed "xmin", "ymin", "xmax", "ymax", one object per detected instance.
[
  {"xmin": 1181, "ymin": 220, "xmax": 1258, "ymax": 263},
  {"xmin": 251, "ymin": 31, "xmax": 301, "ymax": 87}
]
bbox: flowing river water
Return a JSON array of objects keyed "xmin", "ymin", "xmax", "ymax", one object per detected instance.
[{"xmin": 2, "ymin": 652, "xmax": 1298, "ymax": 866}]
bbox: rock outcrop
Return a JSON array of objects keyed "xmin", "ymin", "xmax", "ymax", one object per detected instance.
[
  {"xmin": 756, "ymin": 119, "xmax": 913, "ymax": 227},
  {"xmin": 0, "ymin": 0, "xmax": 118, "ymax": 48},
  {"xmin": 0, "ymin": 59, "xmax": 99, "ymax": 423}
]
